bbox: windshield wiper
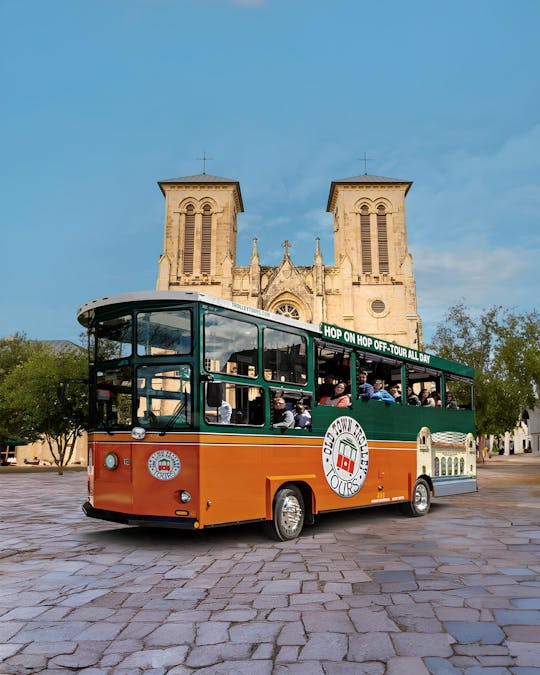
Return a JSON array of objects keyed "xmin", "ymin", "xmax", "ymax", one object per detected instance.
[{"xmin": 159, "ymin": 395, "xmax": 187, "ymax": 436}]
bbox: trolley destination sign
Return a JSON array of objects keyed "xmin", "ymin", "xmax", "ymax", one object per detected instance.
[{"xmin": 320, "ymin": 323, "xmax": 474, "ymax": 379}]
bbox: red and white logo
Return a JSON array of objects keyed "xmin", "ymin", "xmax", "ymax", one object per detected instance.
[
  {"xmin": 148, "ymin": 450, "xmax": 181, "ymax": 481},
  {"xmin": 322, "ymin": 416, "xmax": 369, "ymax": 498}
]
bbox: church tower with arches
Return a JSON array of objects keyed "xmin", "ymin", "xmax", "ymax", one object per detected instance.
[{"xmin": 156, "ymin": 172, "xmax": 422, "ymax": 348}]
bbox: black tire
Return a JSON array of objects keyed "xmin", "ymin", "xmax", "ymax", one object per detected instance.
[
  {"xmin": 265, "ymin": 485, "xmax": 305, "ymax": 541},
  {"xmin": 403, "ymin": 478, "xmax": 431, "ymax": 517}
]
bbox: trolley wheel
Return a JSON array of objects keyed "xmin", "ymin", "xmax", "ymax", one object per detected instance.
[
  {"xmin": 265, "ymin": 485, "xmax": 305, "ymax": 541},
  {"xmin": 403, "ymin": 478, "xmax": 431, "ymax": 517}
]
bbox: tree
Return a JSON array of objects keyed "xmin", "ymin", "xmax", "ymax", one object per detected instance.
[
  {"xmin": 0, "ymin": 343, "xmax": 88, "ymax": 474},
  {"xmin": 428, "ymin": 303, "xmax": 540, "ymax": 437},
  {"xmin": 0, "ymin": 334, "xmax": 35, "ymax": 463}
]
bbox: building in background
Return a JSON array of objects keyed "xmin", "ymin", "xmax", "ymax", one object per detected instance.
[{"xmin": 157, "ymin": 173, "xmax": 423, "ymax": 348}]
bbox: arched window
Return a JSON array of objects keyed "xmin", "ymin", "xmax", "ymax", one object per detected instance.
[
  {"xmin": 377, "ymin": 204, "xmax": 389, "ymax": 274},
  {"xmin": 275, "ymin": 304, "xmax": 300, "ymax": 320},
  {"xmin": 183, "ymin": 204, "xmax": 195, "ymax": 273},
  {"xmin": 360, "ymin": 205, "xmax": 372, "ymax": 273},
  {"xmin": 201, "ymin": 204, "xmax": 212, "ymax": 274}
]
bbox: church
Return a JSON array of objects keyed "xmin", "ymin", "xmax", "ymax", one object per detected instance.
[{"xmin": 156, "ymin": 172, "xmax": 423, "ymax": 349}]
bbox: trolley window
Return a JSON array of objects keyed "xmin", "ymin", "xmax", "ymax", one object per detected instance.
[
  {"xmin": 263, "ymin": 328, "xmax": 307, "ymax": 384},
  {"xmin": 136, "ymin": 310, "xmax": 191, "ymax": 356},
  {"xmin": 204, "ymin": 312, "xmax": 258, "ymax": 377}
]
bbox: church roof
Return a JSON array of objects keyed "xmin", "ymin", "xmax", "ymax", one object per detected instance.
[
  {"xmin": 327, "ymin": 174, "xmax": 413, "ymax": 211},
  {"xmin": 158, "ymin": 173, "xmax": 244, "ymax": 211}
]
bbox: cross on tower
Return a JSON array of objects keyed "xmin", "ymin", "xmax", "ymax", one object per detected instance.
[
  {"xmin": 358, "ymin": 152, "xmax": 373, "ymax": 174},
  {"xmin": 282, "ymin": 240, "xmax": 292, "ymax": 257},
  {"xmin": 196, "ymin": 151, "xmax": 213, "ymax": 174}
]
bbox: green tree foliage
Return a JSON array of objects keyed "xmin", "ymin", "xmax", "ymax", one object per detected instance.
[
  {"xmin": 0, "ymin": 343, "xmax": 88, "ymax": 474},
  {"xmin": 0, "ymin": 334, "xmax": 36, "ymax": 461},
  {"xmin": 428, "ymin": 303, "xmax": 540, "ymax": 436}
]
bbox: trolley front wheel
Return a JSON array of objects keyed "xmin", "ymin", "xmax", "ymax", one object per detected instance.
[{"xmin": 265, "ymin": 485, "xmax": 305, "ymax": 541}]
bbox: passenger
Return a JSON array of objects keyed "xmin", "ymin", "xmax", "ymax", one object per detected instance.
[
  {"xmin": 271, "ymin": 397, "xmax": 295, "ymax": 429},
  {"xmin": 318, "ymin": 374, "xmax": 335, "ymax": 399},
  {"xmin": 419, "ymin": 389, "xmax": 435, "ymax": 407},
  {"xmin": 371, "ymin": 380, "xmax": 396, "ymax": 404},
  {"xmin": 431, "ymin": 392, "xmax": 442, "ymax": 408},
  {"xmin": 294, "ymin": 403, "xmax": 311, "ymax": 428},
  {"xmin": 218, "ymin": 399, "xmax": 232, "ymax": 424},
  {"xmin": 319, "ymin": 382, "xmax": 351, "ymax": 407},
  {"xmin": 406, "ymin": 386, "xmax": 421, "ymax": 406},
  {"xmin": 389, "ymin": 385, "xmax": 401, "ymax": 403},
  {"xmin": 446, "ymin": 392, "xmax": 459, "ymax": 409},
  {"xmin": 358, "ymin": 370, "xmax": 374, "ymax": 399}
]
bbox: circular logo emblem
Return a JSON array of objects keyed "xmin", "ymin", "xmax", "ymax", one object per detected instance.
[
  {"xmin": 147, "ymin": 450, "xmax": 181, "ymax": 481},
  {"xmin": 322, "ymin": 416, "xmax": 369, "ymax": 498}
]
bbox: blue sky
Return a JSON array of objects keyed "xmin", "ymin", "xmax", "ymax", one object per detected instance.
[{"xmin": 1, "ymin": 0, "xmax": 539, "ymax": 345}]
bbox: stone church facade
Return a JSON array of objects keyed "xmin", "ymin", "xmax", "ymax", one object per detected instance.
[{"xmin": 156, "ymin": 173, "xmax": 423, "ymax": 348}]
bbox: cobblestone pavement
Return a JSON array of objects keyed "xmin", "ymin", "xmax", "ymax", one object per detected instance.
[{"xmin": 1, "ymin": 456, "xmax": 540, "ymax": 674}]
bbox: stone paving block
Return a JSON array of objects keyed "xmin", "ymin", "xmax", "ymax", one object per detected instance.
[
  {"xmin": 12, "ymin": 619, "xmax": 92, "ymax": 642},
  {"xmin": 275, "ymin": 661, "xmax": 325, "ymax": 674},
  {"xmin": 144, "ymin": 622, "xmax": 196, "ymax": 646},
  {"xmin": 116, "ymin": 621, "xmax": 157, "ymax": 639},
  {"xmin": 276, "ymin": 645, "xmax": 300, "ymax": 662},
  {"xmin": 443, "ymin": 621, "xmax": 505, "ymax": 645},
  {"xmin": 229, "ymin": 620, "xmax": 282, "ymax": 643},
  {"xmin": 321, "ymin": 661, "xmax": 385, "ymax": 674},
  {"xmin": 253, "ymin": 594, "xmax": 289, "ymax": 609},
  {"xmin": 117, "ymin": 645, "xmax": 188, "ymax": 669},
  {"xmin": 391, "ymin": 631, "xmax": 454, "ymax": 657},
  {"xmin": 423, "ymin": 656, "xmax": 463, "ymax": 674},
  {"xmin": 504, "ymin": 625, "xmax": 540, "ymax": 642},
  {"xmin": 252, "ymin": 642, "xmax": 274, "ymax": 659},
  {"xmin": 302, "ymin": 609, "xmax": 354, "ymax": 633},
  {"xmin": 494, "ymin": 609, "xmax": 540, "ymax": 625},
  {"xmin": 512, "ymin": 598, "xmax": 540, "ymax": 609},
  {"xmin": 349, "ymin": 607, "xmax": 400, "ymax": 632},
  {"xmin": 196, "ymin": 620, "xmax": 230, "ymax": 645},
  {"xmin": 277, "ymin": 620, "xmax": 306, "ymax": 646},
  {"xmin": 454, "ymin": 645, "xmax": 510, "ymax": 656},
  {"xmin": 267, "ymin": 609, "xmax": 302, "ymax": 622},
  {"xmin": 50, "ymin": 646, "xmax": 104, "ymax": 669},
  {"xmin": 3, "ymin": 653, "xmax": 48, "ymax": 671},
  {"xmin": 385, "ymin": 656, "xmax": 431, "ymax": 674},
  {"xmin": 347, "ymin": 631, "xmax": 395, "ymax": 661},
  {"xmin": 0, "ymin": 642, "xmax": 23, "ymax": 660},
  {"xmin": 185, "ymin": 642, "xmax": 252, "ymax": 667},
  {"xmin": 260, "ymin": 579, "xmax": 301, "ymax": 594},
  {"xmin": 76, "ymin": 621, "xmax": 126, "ymax": 640},
  {"xmin": 506, "ymin": 640, "xmax": 540, "ymax": 667},
  {"xmin": 477, "ymin": 655, "xmax": 514, "ymax": 666},
  {"xmin": 298, "ymin": 632, "xmax": 347, "ymax": 661},
  {"xmin": 463, "ymin": 668, "xmax": 510, "ymax": 674},
  {"xmin": 0, "ymin": 605, "xmax": 48, "ymax": 621},
  {"xmin": 195, "ymin": 660, "xmax": 273, "ymax": 674}
]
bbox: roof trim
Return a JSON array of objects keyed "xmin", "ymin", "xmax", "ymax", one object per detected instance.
[
  {"xmin": 157, "ymin": 174, "xmax": 244, "ymax": 211},
  {"xmin": 326, "ymin": 174, "xmax": 413, "ymax": 211}
]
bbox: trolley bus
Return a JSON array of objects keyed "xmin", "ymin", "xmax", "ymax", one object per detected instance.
[{"xmin": 78, "ymin": 291, "xmax": 477, "ymax": 540}]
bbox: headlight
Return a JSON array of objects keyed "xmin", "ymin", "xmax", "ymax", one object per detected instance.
[
  {"xmin": 104, "ymin": 452, "xmax": 119, "ymax": 470},
  {"xmin": 180, "ymin": 490, "xmax": 191, "ymax": 503},
  {"xmin": 131, "ymin": 427, "xmax": 146, "ymax": 440}
]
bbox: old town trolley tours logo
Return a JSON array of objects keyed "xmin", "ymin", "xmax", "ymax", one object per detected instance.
[
  {"xmin": 147, "ymin": 450, "xmax": 181, "ymax": 481},
  {"xmin": 322, "ymin": 416, "xmax": 369, "ymax": 497}
]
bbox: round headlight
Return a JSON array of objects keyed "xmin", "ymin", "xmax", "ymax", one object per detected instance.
[
  {"xmin": 131, "ymin": 427, "xmax": 146, "ymax": 440},
  {"xmin": 180, "ymin": 490, "xmax": 191, "ymax": 503},
  {"xmin": 104, "ymin": 452, "xmax": 119, "ymax": 470}
]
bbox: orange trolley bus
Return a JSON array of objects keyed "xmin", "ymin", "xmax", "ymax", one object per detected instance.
[{"xmin": 78, "ymin": 291, "xmax": 477, "ymax": 540}]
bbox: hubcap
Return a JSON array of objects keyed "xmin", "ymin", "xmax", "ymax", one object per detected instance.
[
  {"xmin": 279, "ymin": 495, "xmax": 303, "ymax": 534},
  {"xmin": 414, "ymin": 483, "xmax": 429, "ymax": 513}
]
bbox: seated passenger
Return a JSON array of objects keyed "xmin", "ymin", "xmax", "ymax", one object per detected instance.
[
  {"xmin": 419, "ymin": 389, "xmax": 435, "ymax": 407},
  {"xmin": 319, "ymin": 382, "xmax": 351, "ymax": 407},
  {"xmin": 389, "ymin": 385, "xmax": 401, "ymax": 403},
  {"xmin": 294, "ymin": 403, "xmax": 311, "ymax": 428},
  {"xmin": 406, "ymin": 386, "xmax": 420, "ymax": 406},
  {"xmin": 271, "ymin": 397, "xmax": 295, "ymax": 429},
  {"xmin": 318, "ymin": 374, "xmax": 335, "ymax": 399},
  {"xmin": 371, "ymin": 380, "xmax": 396, "ymax": 404},
  {"xmin": 218, "ymin": 400, "xmax": 232, "ymax": 424},
  {"xmin": 446, "ymin": 392, "xmax": 459, "ymax": 409},
  {"xmin": 431, "ymin": 392, "xmax": 442, "ymax": 408},
  {"xmin": 358, "ymin": 370, "xmax": 374, "ymax": 399}
]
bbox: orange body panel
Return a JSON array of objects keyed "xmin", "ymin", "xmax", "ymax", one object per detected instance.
[{"xmin": 89, "ymin": 432, "xmax": 417, "ymax": 528}]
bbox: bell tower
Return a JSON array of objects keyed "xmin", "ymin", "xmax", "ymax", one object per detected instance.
[
  {"xmin": 327, "ymin": 174, "xmax": 422, "ymax": 347},
  {"xmin": 156, "ymin": 173, "xmax": 244, "ymax": 299}
]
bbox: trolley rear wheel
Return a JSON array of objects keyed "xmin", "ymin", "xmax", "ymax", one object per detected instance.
[
  {"xmin": 403, "ymin": 478, "xmax": 431, "ymax": 517},
  {"xmin": 265, "ymin": 485, "xmax": 305, "ymax": 541}
]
